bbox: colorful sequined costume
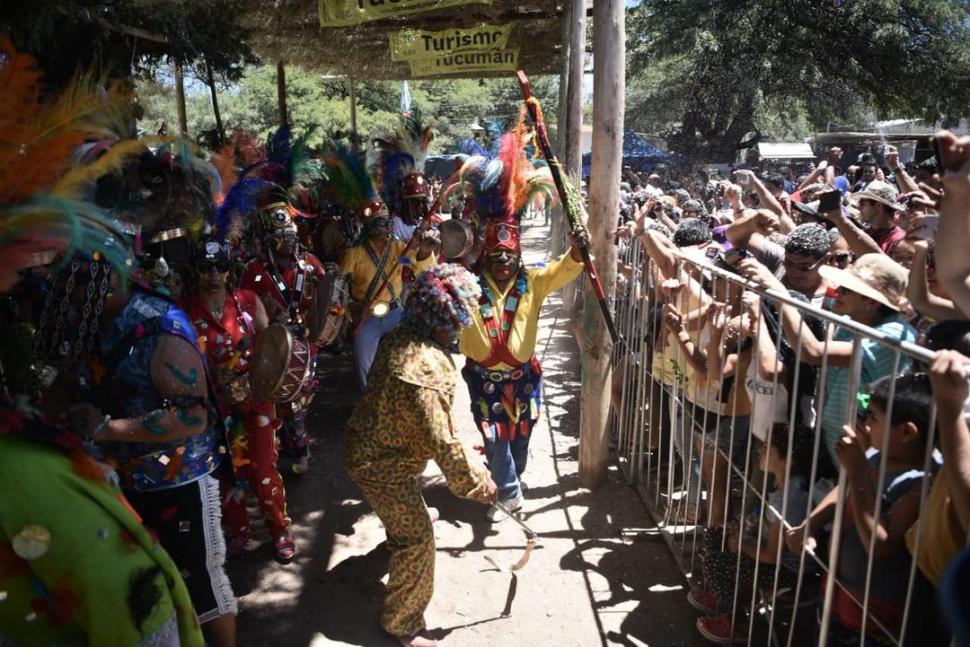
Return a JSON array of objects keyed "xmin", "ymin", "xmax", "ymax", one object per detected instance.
[
  {"xmin": 185, "ymin": 287, "xmax": 291, "ymax": 543},
  {"xmin": 345, "ymin": 326, "xmax": 491, "ymax": 637},
  {"xmin": 240, "ymin": 252, "xmax": 325, "ymax": 463},
  {"xmin": 87, "ymin": 290, "xmax": 237, "ymax": 624},
  {"xmin": 0, "ymin": 401, "xmax": 204, "ymax": 647},
  {"xmin": 461, "ymin": 250, "xmax": 582, "ymax": 501}
]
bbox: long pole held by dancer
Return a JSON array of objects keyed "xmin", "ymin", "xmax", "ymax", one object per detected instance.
[{"xmin": 516, "ymin": 70, "xmax": 620, "ymax": 346}]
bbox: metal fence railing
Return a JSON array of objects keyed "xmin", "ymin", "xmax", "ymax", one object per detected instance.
[{"xmin": 609, "ymin": 236, "xmax": 967, "ymax": 646}]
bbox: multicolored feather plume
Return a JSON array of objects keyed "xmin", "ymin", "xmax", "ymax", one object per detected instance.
[{"xmin": 0, "ymin": 37, "xmax": 135, "ymax": 277}]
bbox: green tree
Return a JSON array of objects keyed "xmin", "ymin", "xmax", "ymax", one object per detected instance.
[
  {"xmin": 4, "ymin": 0, "xmax": 257, "ymax": 87},
  {"xmin": 626, "ymin": 0, "xmax": 970, "ymax": 161},
  {"xmin": 137, "ymin": 65, "xmax": 560, "ymax": 154}
]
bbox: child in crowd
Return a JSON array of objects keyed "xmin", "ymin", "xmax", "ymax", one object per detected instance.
[
  {"xmin": 786, "ymin": 373, "xmax": 932, "ymax": 646},
  {"xmin": 903, "ymin": 320, "xmax": 970, "ymax": 645},
  {"xmin": 688, "ymin": 423, "xmax": 813, "ymax": 643}
]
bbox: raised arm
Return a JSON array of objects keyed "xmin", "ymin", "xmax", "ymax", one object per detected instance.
[
  {"xmin": 935, "ymin": 131, "xmax": 970, "ymax": 316},
  {"xmin": 929, "ymin": 350, "xmax": 970, "ymax": 530},
  {"xmin": 907, "ymin": 242, "xmax": 963, "ymax": 321},
  {"xmin": 822, "ymin": 205, "xmax": 883, "ymax": 258}
]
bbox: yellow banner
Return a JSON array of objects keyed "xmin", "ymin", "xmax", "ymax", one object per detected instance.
[
  {"xmin": 390, "ymin": 24, "xmax": 514, "ymax": 61},
  {"xmin": 319, "ymin": 0, "xmax": 493, "ymax": 27},
  {"xmin": 408, "ymin": 49, "xmax": 519, "ymax": 77}
]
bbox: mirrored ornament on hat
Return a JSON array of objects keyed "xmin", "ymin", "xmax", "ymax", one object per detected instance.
[
  {"xmin": 402, "ymin": 172, "xmax": 429, "ymax": 200},
  {"xmin": 483, "ymin": 221, "xmax": 521, "ymax": 255}
]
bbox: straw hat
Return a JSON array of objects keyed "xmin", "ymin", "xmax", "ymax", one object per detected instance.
[
  {"xmin": 818, "ymin": 252, "xmax": 908, "ymax": 311},
  {"xmin": 850, "ymin": 180, "xmax": 903, "ymax": 211}
]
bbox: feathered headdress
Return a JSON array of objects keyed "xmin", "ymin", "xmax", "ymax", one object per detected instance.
[
  {"xmin": 0, "ymin": 37, "xmax": 137, "ymax": 277},
  {"xmin": 211, "ymin": 129, "xmax": 265, "ymax": 206},
  {"xmin": 323, "ymin": 144, "xmax": 384, "ymax": 220},
  {"xmin": 443, "ymin": 117, "xmax": 555, "ymax": 254},
  {"xmin": 212, "ymin": 125, "xmax": 322, "ymax": 241},
  {"xmin": 368, "ymin": 106, "xmax": 434, "ymax": 216}
]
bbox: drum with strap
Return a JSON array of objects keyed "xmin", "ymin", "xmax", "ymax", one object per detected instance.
[
  {"xmin": 249, "ymin": 322, "xmax": 313, "ymax": 403},
  {"xmin": 306, "ymin": 264, "xmax": 349, "ymax": 347}
]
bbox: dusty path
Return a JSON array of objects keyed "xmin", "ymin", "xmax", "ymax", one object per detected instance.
[{"xmin": 230, "ymin": 219, "xmax": 706, "ymax": 646}]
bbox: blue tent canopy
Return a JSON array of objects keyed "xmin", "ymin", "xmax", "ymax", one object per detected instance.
[{"xmin": 582, "ymin": 131, "xmax": 678, "ymax": 176}]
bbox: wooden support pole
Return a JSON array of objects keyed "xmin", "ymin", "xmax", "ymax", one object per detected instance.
[
  {"xmin": 578, "ymin": 0, "xmax": 623, "ymax": 488},
  {"xmin": 565, "ymin": 0, "xmax": 586, "ymax": 179},
  {"xmin": 559, "ymin": 0, "xmax": 587, "ymax": 313},
  {"xmin": 205, "ymin": 59, "xmax": 225, "ymax": 146},
  {"xmin": 349, "ymin": 77, "xmax": 358, "ymax": 150},
  {"xmin": 277, "ymin": 61, "xmax": 288, "ymax": 126},
  {"xmin": 174, "ymin": 62, "xmax": 188, "ymax": 137},
  {"xmin": 550, "ymin": 6, "xmax": 572, "ymax": 261}
]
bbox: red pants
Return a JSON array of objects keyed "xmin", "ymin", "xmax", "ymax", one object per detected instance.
[{"xmin": 221, "ymin": 399, "xmax": 291, "ymax": 538}]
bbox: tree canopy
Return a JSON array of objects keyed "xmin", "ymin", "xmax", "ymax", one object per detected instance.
[
  {"xmin": 4, "ymin": 0, "xmax": 257, "ymax": 87},
  {"xmin": 626, "ymin": 0, "xmax": 970, "ymax": 161},
  {"xmin": 136, "ymin": 66, "xmax": 560, "ymax": 153}
]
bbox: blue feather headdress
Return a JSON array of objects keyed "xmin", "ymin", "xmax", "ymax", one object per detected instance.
[{"xmin": 367, "ymin": 106, "xmax": 433, "ymax": 217}]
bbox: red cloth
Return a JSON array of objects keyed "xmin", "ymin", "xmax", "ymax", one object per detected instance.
[
  {"xmin": 240, "ymin": 253, "xmax": 325, "ymax": 313},
  {"xmin": 184, "ymin": 289, "xmax": 262, "ymax": 414},
  {"xmin": 868, "ymin": 226, "xmax": 906, "ymax": 255},
  {"xmin": 220, "ymin": 399, "xmax": 290, "ymax": 538},
  {"xmin": 185, "ymin": 290, "xmax": 291, "ymax": 538}
]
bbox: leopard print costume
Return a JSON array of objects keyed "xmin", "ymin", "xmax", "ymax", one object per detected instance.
[{"xmin": 345, "ymin": 326, "xmax": 491, "ymax": 637}]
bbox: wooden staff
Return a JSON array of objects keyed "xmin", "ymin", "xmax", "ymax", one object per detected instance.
[{"xmin": 516, "ymin": 70, "xmax": 619, "ymax": 345}]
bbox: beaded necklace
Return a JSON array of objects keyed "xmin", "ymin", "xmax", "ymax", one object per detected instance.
[{"xmin": 478, "ymin": 267, "xmax": 528, "ymax": 343}]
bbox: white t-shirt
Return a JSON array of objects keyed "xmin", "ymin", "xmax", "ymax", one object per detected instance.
[
  {"xmin": 745, "ymin": 358, "xmax": 790, "ymax": 441},
  {"xmin": 391, "ymin": 216, "xmax": 416, "ymax": 242}
]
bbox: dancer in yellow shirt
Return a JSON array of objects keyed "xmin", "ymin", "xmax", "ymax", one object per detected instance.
[{"xmin": 455, "ymin": 135, "xmax": 587, "ymax": 521}]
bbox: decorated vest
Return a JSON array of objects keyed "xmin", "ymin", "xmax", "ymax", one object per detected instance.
[
  {"xmin": 464, "ymin": 269, "xmax": 542, "ymax": 441},
  {"xmin": 94, "ymin": 291, "xmax": 223, "ymax": 491}
]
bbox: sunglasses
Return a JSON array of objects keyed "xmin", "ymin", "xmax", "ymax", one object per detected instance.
[
  {"xmin": 197, "ymin": 261, "xmax": 230, "ymax": 274},
  {"xmin": 783, "ymin": 256, "xmax": 826, "ymax": 272},
  {"xmin": 828, "ymin": 252, "xmax": 853, "ymax": 267}
]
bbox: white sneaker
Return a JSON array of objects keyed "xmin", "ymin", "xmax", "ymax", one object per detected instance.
[{"xmin": 486, "ymin": 496, "xmax": 523, "ymax": 523}]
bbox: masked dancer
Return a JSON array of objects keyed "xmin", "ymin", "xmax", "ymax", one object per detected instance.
[
  {"xmin": 456, "ymin": 132, "xmax": 587, "ymax": 522},
  {"xmin": 185, "ymin": 238, "xmax": 295, "ymax": 561},
  {"xmin": 345, "ymin": 264, "xmax": 497, "ymax": 647}
]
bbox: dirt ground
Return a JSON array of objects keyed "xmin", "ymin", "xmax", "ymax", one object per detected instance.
[{"xmin": 229, "ymin": 220, "xmax": 707, "ymax": 647}]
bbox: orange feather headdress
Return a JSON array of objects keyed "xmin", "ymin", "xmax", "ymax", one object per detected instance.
[{"xmin": 0, "ymin": 37, "xmax": 136, "ymax": 275}]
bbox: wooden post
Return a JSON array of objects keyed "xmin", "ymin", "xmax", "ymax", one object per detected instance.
[
  {"xmin": 578, "ymin": 0, "xmax": 623, "ymax": 488},
  {"xmin": 550, "ymin": 6, "xmax": 572, "ymax": 260},
  {"xmin": 277, "ymin": 61, "xmax": 288, "ymax": 126},
  {"xmin": 349, "ymin": 77, "xmax": 358, "ymax": 150},
  {"xmin": 174, "ymin": 62, "xmax": 188, "ymax": 137},
  {"xmin": 565, "ymin": 0, "xmax": 586, "ymax": 179},
  {"xmin": 205, "ymin": 59, "xmax": 225, "ymax": 145},
  {"xmin": 558, "ymin": 0, "xmax": 587, "ymax": 312}
]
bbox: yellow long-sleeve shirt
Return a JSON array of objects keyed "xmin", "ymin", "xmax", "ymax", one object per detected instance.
[
  {"xmin": 460, "ymin": 252, "xmax": 583, "ymax": 370},
  {"xmin": 339, "ymin": 239, "xmax": 436, "ymax": 304}
]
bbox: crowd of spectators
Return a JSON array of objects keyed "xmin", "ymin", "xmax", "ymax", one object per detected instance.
[{"xmin": 609, "ymin": 136, "xmax": 970, "ymax": 645}]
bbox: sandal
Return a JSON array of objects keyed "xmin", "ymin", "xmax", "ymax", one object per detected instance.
[{"xmin": 274, "ymin": 532, "xmax": 296, "ymax": 563}]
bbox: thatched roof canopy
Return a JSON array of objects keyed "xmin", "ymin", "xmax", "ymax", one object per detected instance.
[{"xmin": 243, "ymin": 0, "xmax": 565, "ymax": 79}]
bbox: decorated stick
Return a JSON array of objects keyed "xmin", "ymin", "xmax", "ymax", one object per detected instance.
[
  {"xmin": 516, "ymin": 70, "xmax": 619, "ymax": 345},
  {"xmin": 352, "ymin": 169, "xmax": 457, "ymax": 333}
]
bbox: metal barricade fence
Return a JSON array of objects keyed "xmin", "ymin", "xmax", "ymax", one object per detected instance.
[{"xmin": 608, "ymin": 236, "xmax": 967, "ymax": 647}]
